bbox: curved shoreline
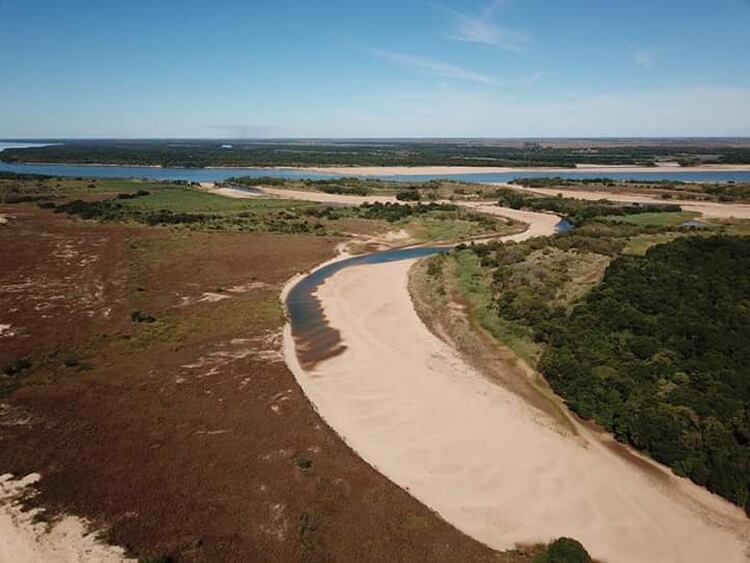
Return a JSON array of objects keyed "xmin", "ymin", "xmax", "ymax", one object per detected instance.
[{"xmin": 278, "ymin": 204, "xmax": 750, "ymax": 562}]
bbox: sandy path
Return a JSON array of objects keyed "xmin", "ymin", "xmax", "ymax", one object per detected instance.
[
  {"xmin": 0, "ymin": 474, "xmax": 130, "ymax": 563},
  {"xmin": 282, "ymin": 209, "xmax": 750, "ymax": 562},
  {"xmin": 502, "ymin": 184, "xmax": 750, "ymax": 219}
]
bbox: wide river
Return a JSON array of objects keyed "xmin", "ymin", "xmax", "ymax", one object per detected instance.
[{"xmin": 1, "ymin": 161, "xmax": 750, "ymax": 183}]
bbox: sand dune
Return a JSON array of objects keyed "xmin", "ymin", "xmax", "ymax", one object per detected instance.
[{"xmin": 281, "ymin": 208, "xmax": 750, "ymax": 563}]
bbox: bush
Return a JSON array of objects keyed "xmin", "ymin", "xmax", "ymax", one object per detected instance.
[
  {"xmin": 131, "ymin": 311, "xmax": 156, "ymax": 323},
  {"xmin": 3, "ymin": 358, "xmax": 32, "ymax": 378},
  {"xmin": 534, "ymin": 537, "xmax": 591, "ymax": 563},
  {"xmin": 396, "ymin": 190, "xmax": 421, "ymax": 201}
]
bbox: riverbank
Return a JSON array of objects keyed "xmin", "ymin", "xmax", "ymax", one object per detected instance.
[{"xmin": 280, "ymin": 205, "xmax": 750, "ymax": 562}]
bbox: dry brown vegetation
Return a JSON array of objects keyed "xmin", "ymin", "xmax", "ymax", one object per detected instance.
[{"xmin": 0, "ymin": 201, "xmax": 543, "ymax": 561}]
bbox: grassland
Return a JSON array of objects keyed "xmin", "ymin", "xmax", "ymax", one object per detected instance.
[{"xmin": 0, "ymin": 175, "xmax": 516, "ymax": 243}]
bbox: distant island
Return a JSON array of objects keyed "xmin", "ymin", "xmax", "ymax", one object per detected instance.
[{"xmin": 2, "ymin": 138, "xmax": 750, "ymax": 169}]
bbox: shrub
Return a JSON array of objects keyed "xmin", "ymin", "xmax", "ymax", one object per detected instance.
[
  {"xmin": 131, "ymin": 311, "xmax": 156, "ymax": 323},
  {"xmin": 396, "ymin": 190, "xmax": 421, "ymax": 201},
  {"xmin": 533, "ymin": 537, "xmax": 591, "ymax": 563}
]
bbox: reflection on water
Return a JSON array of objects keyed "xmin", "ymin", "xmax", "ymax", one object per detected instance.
[{"xmin": 287, "ymin": 246, "xmax": 448, "ymax": 368}]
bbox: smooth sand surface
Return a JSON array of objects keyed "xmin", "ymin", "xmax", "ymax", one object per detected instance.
[
  {"xmin": 502, "ymin": 184, "xmax": 750, "ymax": 219},
  {"xmin": 282, "ymin": 208, "xmax": 750, "ymax": 563},
  {"xmin": 0, "ymin": 474, "xmax": 130, "ymax": 563},
  {"xmin": 277, "ymin": 164, "xmax": 750, "ymax": 176}
]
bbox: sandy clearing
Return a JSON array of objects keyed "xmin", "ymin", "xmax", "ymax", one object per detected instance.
[
  {"xmin": 282, "ymin": 210, "xmax": 750, "ymax": 563},
  {"xmin": 271, "ymin": 164, "xmax": 750, "ymax": 176},
  {"xmin": 499, "ymin": 184, "xmax": 750, "ymax": 219},
  {"xmin": 0, "ymin": 474, "xmax": 131, "ymax": 563},
  {"xmin": 209, "ymin": 185, "xmax": 397, "ymax": 205}
]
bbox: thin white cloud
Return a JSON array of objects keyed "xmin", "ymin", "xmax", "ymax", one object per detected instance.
[
  {"xmin": 634, "ymin": 49, "xmax": 654, "ymax": 69},
  {"xmin": 312, "ymin": 85, "xmax": 750, "ymax": 137},
  {"xmin": 368, "ymin": 49, "xmax": 501, "ymax": 86},
  {"xmin": 444, "ymin": 1, "xmax": 530, "ymax": 52},
  {"xmin": 518, "ymin": 71, "xmax": 542, "ymax": 87}
]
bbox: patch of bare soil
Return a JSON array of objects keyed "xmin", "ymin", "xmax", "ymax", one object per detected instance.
[{"xmin": 0, "ymin": 205, "xmax": 526, "ymax": 562}]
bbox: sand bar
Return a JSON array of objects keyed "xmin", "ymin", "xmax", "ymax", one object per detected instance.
[
  {"xmin": 502, "ymin": 184, "xmax": 750, "ymax": 219},
  {"xmin": 277, "ymin": 164, "xmax": 750, "ymax": 176},
  {"xmin": 281, "ymin": 208, "xmax": 750, "ymax": 563}
]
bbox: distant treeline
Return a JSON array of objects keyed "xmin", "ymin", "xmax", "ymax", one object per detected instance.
[{"xmin": 3, "ymin": 140, "xmax": 749, "ymax": 168}]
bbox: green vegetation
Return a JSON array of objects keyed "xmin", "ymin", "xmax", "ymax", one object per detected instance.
[
  {"xmin": 1, "ymin": 358, "xmax": 33, "ymax": 397},
  {"xmin": 494, "ymin": 187, "xmax": 682, "ymax": 224},
  {"xmin": 451, "ymin": 250, "xmax": 543, "ymax": 365},
  {"xmin": 1, "ymin": 173, "xmax": 514, "ymax": 243},
  {"xmin": 4, "ymin": 139, "xmax": 750, "ymax": 168},
  {"xmin": 533, "ymin": 538, "xmax": 591, "ymax": 563},
  {"xmin": 444, "ymin": 215, "xmax": 750, "ymax": 512},
  {"xmin": 599, "ymin": 211, "xmax": 703, "ymax": 227},
  {"xmin": 541, "ymin": 236, "xmax": 750, "ymax": 513}
]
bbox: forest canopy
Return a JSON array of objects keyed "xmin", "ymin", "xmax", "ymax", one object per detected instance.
[{"xmin": 539, "ymin": 236, "xmax": 750, "ymax": 513}]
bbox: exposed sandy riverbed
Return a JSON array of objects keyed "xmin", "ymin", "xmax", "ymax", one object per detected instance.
[
  {"xmin": 279, "ymin": 202, "xmax": 750, "ymax": 562},
  {"xmin": 276, "ymin": 164, "xmax": 750, "ymax": 176}
]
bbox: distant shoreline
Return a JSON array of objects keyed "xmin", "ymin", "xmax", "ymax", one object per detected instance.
[{"xmin": 3, "ymin": 161, "xmax": 750, "ymax": 176}]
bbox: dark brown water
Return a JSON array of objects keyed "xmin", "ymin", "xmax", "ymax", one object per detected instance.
[{"xmin": 287, "ymin": 246, "xmax": 448, "ymax": 368}]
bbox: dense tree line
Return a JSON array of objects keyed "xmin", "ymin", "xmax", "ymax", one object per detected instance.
[
  {"xmin": 4, "ymin": 140, "xmax": 749, "ymax": 168},
  {"xmin": 459, "ymin": 234, "xmax": 750, "ymax": 513},
  {"xmin": 538, "ymin": 237, "xmax": 750, "ymax": 513},
  {"xmin": 306, "ymin": 201, "xmax": 459, "ymax": 223}
]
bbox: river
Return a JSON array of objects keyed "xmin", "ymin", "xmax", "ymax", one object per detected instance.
[{"xmin": 2, "ymin": 161, "xmax": 750, "ymax": 183}]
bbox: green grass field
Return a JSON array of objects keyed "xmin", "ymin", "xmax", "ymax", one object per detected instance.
[
  {"xmin": 452, "ymin": 251, "xmax": 543, "ymax": 365},
  {"xmin": 118, "ymin": 186, "xmax": 306, "ymax": 214}
]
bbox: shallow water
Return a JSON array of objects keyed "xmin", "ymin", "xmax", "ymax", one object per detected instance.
[{"xmin": 287, "ymin": 246, "xmax": 448, "ymax": 368}]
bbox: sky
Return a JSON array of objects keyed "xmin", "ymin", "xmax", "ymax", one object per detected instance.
[{"xmin": 1, "ymin": 0, "xmax": 749, "ymax": 138}]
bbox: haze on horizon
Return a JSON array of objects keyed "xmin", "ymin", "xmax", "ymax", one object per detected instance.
[{"xmin": 2, "ymin": 0, "xmax": 749, "ymax": 139}]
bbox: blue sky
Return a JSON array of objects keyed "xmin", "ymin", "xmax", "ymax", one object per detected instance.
[{"xmin": 1, "ymin": 0, "xmax": 749, "ymax": 138}]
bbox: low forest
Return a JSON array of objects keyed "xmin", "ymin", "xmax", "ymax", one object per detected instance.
[
  {"xmin": 456, "ymin": 234, "xmax": 750, "ymax": 514},
  {"xmin": 3, "ymin": 139, "xmax": 750, "ymax": 167}
]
